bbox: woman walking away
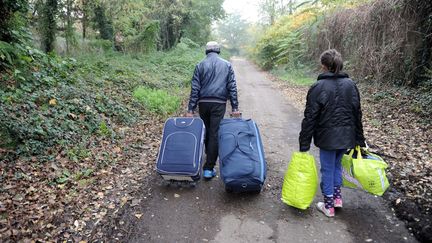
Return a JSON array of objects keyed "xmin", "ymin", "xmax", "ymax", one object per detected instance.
[{"xmin": 299, "ymin": 49, "xmax": 366, "ymax": 217}]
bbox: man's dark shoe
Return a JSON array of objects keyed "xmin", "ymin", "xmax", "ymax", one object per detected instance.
[{"xmin": 203, "ymin": 169, "xmax": 216, "ymax": 179}]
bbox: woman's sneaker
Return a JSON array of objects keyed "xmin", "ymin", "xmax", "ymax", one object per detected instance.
[
  {"xmin": 316, "ymin": 202, "xmax": 335, "ymax": 217},
  {"xmin": 334, "ymin": 198, "xmax": 343, "ymax": 208}
]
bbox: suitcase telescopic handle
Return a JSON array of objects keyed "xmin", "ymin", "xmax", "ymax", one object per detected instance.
[{"xmin": 229, "ymin": 112, "xmax": 242, "ymax": 119}]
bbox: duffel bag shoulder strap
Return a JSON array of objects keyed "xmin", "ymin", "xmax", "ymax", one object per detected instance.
[
  {"xmin": 219, "ymin": 131, "xmax": 258, "ymax": 162},
  {"xmin": 220, "ymin": 133, "xmax": 238, "ymax": 162}
]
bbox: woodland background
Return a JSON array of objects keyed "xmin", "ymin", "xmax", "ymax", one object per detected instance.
[{"xmin": 0, "ymin": 0, "xmax": 431, "ymax": 241}]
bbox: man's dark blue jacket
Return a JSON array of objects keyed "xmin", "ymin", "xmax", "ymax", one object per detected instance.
[{"xmin": 188, "ymin": 52, "xmax": 239, "ymax": 112}]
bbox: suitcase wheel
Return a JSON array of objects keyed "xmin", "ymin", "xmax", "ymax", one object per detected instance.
[
  {"xmin": 161, "ymin": 180, "xmax": 171, "ymax": 187},
  {"xmin": 189, "ymin": 182, "xmax": 197, "ymax": 188},
  {"xmin": 251, "ymin": 189, "xmax": 261, "ymax": 194}
]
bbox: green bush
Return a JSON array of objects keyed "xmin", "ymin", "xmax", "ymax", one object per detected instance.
[
  {"xmin": 253, "ymin": 10, "xmax": 318, "ymax": 70},
  {"xmin": 133, "ymin": 86, "xmax": 180, "ymax": 115},
  {"xmin": 124, "ymin": 21, "xmax": 159, "ymax": 53},
  {"xmin": 271, "ymin": 66, "xmax": 315, "ymax": 86},
  {"xmin": 178, "ymin": 37, "xmax": 200, "ymax": 49},
  {"xmin": 88, "ymin": 39, "xmax": 113, "ymax": 52}
]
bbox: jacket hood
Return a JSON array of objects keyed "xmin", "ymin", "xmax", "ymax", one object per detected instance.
[{"xmin": 317, "ymin": 72, "xmax": 349, "ymax": 80}]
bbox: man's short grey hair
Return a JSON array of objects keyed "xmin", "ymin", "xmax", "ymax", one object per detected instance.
[{"xmin": 205, "ymin": 41, "xmax": 220, "ymax": 54}]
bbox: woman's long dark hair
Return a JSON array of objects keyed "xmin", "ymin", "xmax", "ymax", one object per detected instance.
[{"xmin": 320, "ymin": 49, "xmax": 343, "ymax": 74}]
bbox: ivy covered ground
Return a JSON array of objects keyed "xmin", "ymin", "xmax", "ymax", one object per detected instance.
[{"xmin": 0, "ymin": 42, "xmax": 205, "ymax": 241}]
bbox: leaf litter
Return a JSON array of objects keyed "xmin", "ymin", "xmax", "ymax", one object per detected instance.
[{"xmin": 0, "ymin": 116, "xmax": 163, "ymax": 241}]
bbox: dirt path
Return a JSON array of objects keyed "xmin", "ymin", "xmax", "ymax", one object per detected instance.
[{"xmin": 124, "ymin": 58, "xmax": 416, "ymax": 242}]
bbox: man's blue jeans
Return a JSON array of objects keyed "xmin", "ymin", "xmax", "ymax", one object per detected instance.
[{"xmin": 319, "ymin": 149, "xmax": 346, "ymax": 197}]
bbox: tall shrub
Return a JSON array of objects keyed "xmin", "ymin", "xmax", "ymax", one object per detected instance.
[
  {"xmin": 254, "ymin": 0, "xmax": 432, "ymax": 86},
  {"xmin": 303, "ymin": 0, "xmax": 431, "ymax": 86},
  {"xmin": 254, "ymin": 10, "xmax": 318, "ymax": 70},
  {"xmin": 124, "ymin": 21, "xmax": 160, "ymax": 53},
  {"xmin": 0, "ymin": 0, "xmax": 29, "ymax": 71},
  {"xmin": 0, "ymin": 0, "xmax": 28, "ymax": 43}
]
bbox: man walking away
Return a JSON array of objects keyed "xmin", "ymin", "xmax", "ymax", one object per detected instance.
[{"xmin": 186, "ymin": 41, "xmax": 241, "ymax": 179}]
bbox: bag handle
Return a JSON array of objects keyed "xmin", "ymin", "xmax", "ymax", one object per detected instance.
[
  {"xmin": 174, "ymin": 117, "xmax": 195, "ymax": 127},
  {"xmin": 348, "ymin": 148, "xmax": 355, "ymax": 157},
  {"xmin": 354, "ymin": 146, "xmax": 363, "ymax": 160}
]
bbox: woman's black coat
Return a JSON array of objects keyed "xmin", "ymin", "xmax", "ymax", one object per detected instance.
[{"xmin": 299, "ymin": 72, "xmax": 366, "ymax": 151}]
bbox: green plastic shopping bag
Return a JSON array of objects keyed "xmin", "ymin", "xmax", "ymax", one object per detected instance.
[
  {"xmin": 281, "ymin": 152, "xmax": 318, "ymax": 210},
  {"xmin": 342, "ymin": 146, "xmax": 390, "ymax": 196}
]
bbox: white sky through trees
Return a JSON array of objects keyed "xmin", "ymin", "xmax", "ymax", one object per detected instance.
[{"xmin": 223, "ymin": 0, "xmax": 261, "ymax": 23}]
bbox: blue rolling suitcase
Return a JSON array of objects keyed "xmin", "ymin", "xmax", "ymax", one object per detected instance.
[
  {"xmin": 156, "ymin": 117, "xmax": 205, "ymax": 182},
  {"xmin": 218, "ymin": 118, "xmax": 267, "ymax": 193}
]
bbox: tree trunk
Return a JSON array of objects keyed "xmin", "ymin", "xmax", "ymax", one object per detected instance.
[
  {"xmin": 82, "ymin": 0, "xmax": 87, "ymax": 39},
  {"xmin": 270, "ymin": 0, "xmax": 275, "ymax": 25},
  {"xmin": 66, "ymin": 0, "xmax": 72, "ymax": 53},
  {"xmin": 82, "ymin": 17, "xmax": 86, "ymax": 40},
  {"xmin": 42, "ymin": 0, "xmax": 58, "ymax": 53},
  {"xmin": 289, "ymin": 0, "xmax": 293, "ymax": 15}
]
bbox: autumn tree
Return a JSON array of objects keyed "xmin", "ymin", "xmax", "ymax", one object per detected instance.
[{"xmin": 259, "ymin": 0, "xmax": 317, "ymax": 24}]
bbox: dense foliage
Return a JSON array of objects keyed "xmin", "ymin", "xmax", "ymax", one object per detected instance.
[
  {"xmin": 93, "ymin": 4, "xmax": 113, "ymax": 41},
  {"xmin": 253, "ymin": 0, "xmax": 432, "ymax": 89},
  {"xmin": 1, "ymin": 40, "xmax": 204, "ymax": 159},
  {"xmin": 0, "ymin": 0, "xmax": 30, "ymax": 74},
  {"xmin": 0, "ymin": 0, "xmax": 215, "ymax": 160}
]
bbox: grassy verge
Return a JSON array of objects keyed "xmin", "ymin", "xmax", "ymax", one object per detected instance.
[
  {"xmin": 133, "ymin": 86, "xmax": 180, "ymax": 115},
  {"xmin": 270, "ymin": 66, "xmax": 316, "ymax": 86}
]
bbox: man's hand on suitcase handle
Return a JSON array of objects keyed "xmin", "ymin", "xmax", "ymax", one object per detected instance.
[
  {"xmin": 186, "ymin": 110, "xmax": 194, "ymax": 117},
  {"xmin": 231, "ymin": 109, "xmax": 242, "ymax": 118}
]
